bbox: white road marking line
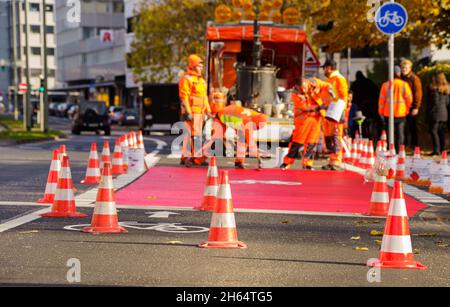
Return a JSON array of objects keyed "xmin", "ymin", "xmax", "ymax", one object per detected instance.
[{"xmin": 0, "ymin": 207, "xmax": 50, "ymax": 233}]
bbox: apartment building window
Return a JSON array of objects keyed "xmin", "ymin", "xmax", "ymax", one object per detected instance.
[
  {"xmin": 30, "ymin": 69, "xmax": 42, "ymax": 78},
  {"xmin": 45, "ymin": 4, "xmax": 53, "ymax": 12},
  {"xmin": 30, "ymin": 3, "xmax": 40, "ymax": 12},
  {"xmin": 30, "ymin": 25, "xmax": 41, "ymax": 34},
  {"xmin": 48, "ymin": 69, "xmax": 56, "ymax": 77},
  {"xmin": 127, "ymin": 17, "xmax": 136, "ymax": 34},
  {"xmin": 31, "ymin": 47, "xmax": 41, "ymax": 55},
  {"xmin": 113, "ymin": 2, "xmax": 124, "ymax": 13},
  {"xmin": 45, "ymin": 26, "xmax": 54, "ymax": 34},
  {"xmin": 83, "ymin": 27, "xmax": 96, "ymax": 39},
  {"xmin": 96, "ymin": 1, "xmax": 108, "ymax": 14},
  {"xmin": 46, "ymin": 48, "xmax": 55, "ymax": 56}
]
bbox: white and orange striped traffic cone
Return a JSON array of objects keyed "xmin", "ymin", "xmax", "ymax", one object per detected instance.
[
  {"xmin": 132, "ymin": 131, "xmax": 138, "ymax": 149},
  {"xmin": 389, "ymin": 143, "xmax": 396, "ymax": 156},
  {"xmin": 100, "ymin": 140, "xmax": 111, "ymax": 170},
  {"xmin": 364, "ymin": 174, "xmax": 389, "ymax": 216},
  {"xmin": 81, "ymin": 143, "xmax": 101, "ymax": 184},
  {"xmin": 375, "ymin": 140, "xmax": 384, "ymax": 158},
  {"xmin": 127, "ymin": 133, "xmax": 134, "ymax": 149},
  {"xmin": 199, "ymin": 171, "xmax": 247, "ymax": 249},
  {"xmin": 112, "ymin": 138, "xmax": 125, "ymax": 175},
  {"xmin": 359, "ymin": 141, "xmax": 368, "ymax": 169},
  {"xmin": 395, "ymin": 145, "xmax": 406, "ymax": 181},
  {"xmin": 367, "ymin": 181, "xmax": 427, "ymax": 270},
  {"xmin": 38, "ymin": 149, "xmax": 61, "ymax": 204},
  {"xmin": 59, "ymin": 144, "xmax": 67, "ymax": 160},
  {"xmin": 40, "ymin": 155, "xmax": 87, "ymax": 218},
  {"xmin": 356, "ymin": 140, "xmax": 364, "ymax": 167},
  {"xmin": 120, "ymin": 135, "xmax": 129, "ymax": 172},
  {"xmin": 366, "ymin": 141, "xmax": 375, "ymax": 168},
  {"xmin": 83, "ymin": 162, "xmax": 127, "ymax": 233},
  {"xmin": 137, "ymin": 130, "xmax": 146, "ymax": 152},
  {"xmin": 195, "ymin": 157, "xmax": 219, "ymax": 211},
  {"xmin": 429, "ymin": 151, "xmax": 448, "ymax": 193},
  {"xmin": 413, "ymin": 146, "xmax": 421, "ymax": 159},
  {"xmin": 350, "ymin": 139, "xmax": 357, "ymax": 165},
  {"xmin": 343, "ymin": 137, "xmax": 352, "ymax": 164},
  {"xmin": 380, "ymin": 130, "xmax": 387, "ymax": 151}
]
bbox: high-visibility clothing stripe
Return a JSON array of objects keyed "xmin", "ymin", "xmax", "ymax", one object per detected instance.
[
  {"xmin": 370, "ymin": 192, "xmax": 389, "ymax": 203},
  {"xmin": 54, "ymin": 190, "xmax": 75, "ymax": 201},
  {"xmin": 384, "ymin": 216, "xmax": 410, "ymax": 236},
  {"xmin": 380, "ymin": 235, "xmax": 412, "ymax": 253},
  {"xmin": 204, "ymin": 185, "xmax": 218, "ymax": 197},
  {"xmin": 208, "ymin": 227, "xmax": 238, "ymax": 242},
  {"xmin": 388, "ymin": 199, "xmax": 408, "ymax": 217},
  {"xmin": 216, "ymin": 184, "xmax": 232, "ymax": 200},
  {"xmin": 210, "ymin": 213, "xmax": 236, "ymax": 228},
  {"xmin": 93, "ymin": 202, "xmax": 117, "ymax": 215}
]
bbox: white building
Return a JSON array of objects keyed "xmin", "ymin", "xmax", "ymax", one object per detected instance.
[{"xmin": 0, "ymin": 0, "xmax": 57, "ymax": 110}]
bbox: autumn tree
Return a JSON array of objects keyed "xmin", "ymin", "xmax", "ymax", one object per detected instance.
[{"xmin": 128, "ymin": 0, "xmax": 216, "ymax": 83}]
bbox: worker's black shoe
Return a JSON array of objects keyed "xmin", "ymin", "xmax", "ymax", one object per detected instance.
[
  {"xmin": 321, "ymin": 164, "xmax": 333, "ymax": 170},
  {"xmin": 330, "ymin": 165, "xmax": 344, "ymax": 171},
  {"xmin": 180, "ymin": 159, "xmax": 185, "ymax": 166},
  {"xmin": 235, "ymin": 162, "xmax": 245, "ymax": 169},
  {"xmin": 280, "ymin": 163, "xmax": 290, "ymax": 170},
  {"xmin": 184, "ymin": 159, "xmax": 194, "ymax": 168},
  {"xmin": 303, "ymin": 166, "xmax": 313, "ymax": 170}
]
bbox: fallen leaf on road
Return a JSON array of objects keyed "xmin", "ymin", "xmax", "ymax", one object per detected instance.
[
  {"xmin": 374, "ymin": 240, "xmax": 383, "ymax": 245},
  {"xmin": 370, "ymin": 230, "xmax": 384, "ymax": 236},
  {"xmin": 412, "ymin": 233, "xmax": 438, "ymax": 237},
  {"xmin": 166, "ymin": 241, "xmax": 183, "ymax": 245},
  {"xmin": 353, "ymin": 247, "xmax": 369, "ymax": 251},
  {"xmin": 18, "ymin": 230, "xmax": 39, "ymax": 234},
  {"xmin": 281, "ymin": 220, "xmax": 290, "ymax": 224},
  {"xmin": 413, "ymin": 249, "xmax": 420, "ymax": 254},
  {"xmin": 350, "ymin": 236, "xmax": 361, "ymax": 240},
  {"xmin": 435, "ymin": 242, "xmax": 450, "ymax": 248},
  {"xmin": 353, "ymin": 220, "xmax": 381, "ymax": 227},
  {"xmin": 147, "ymin": 196, "xmax": 157, "ymax": 200}
]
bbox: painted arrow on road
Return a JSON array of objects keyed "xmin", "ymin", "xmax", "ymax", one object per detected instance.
[{"xmin": 146, "ymin": 211, "xmax": 179, "ymax": 218}]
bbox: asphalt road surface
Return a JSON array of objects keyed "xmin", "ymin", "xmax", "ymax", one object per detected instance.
[{"xmin": 0, "ymin": 117, "xmax": 449, "ymax": 287}]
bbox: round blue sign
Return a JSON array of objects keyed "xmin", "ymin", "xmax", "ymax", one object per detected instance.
[{"xmin": 375, "ymin": 2, "xmax": 408, "ymax": 35}]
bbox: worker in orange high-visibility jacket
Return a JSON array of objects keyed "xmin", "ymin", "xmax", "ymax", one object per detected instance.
[
  {"xmin": 179, "ymin": 54, "xmax": 212, "ymax": 167},
  {"xmin": 321, "ymin": 59, "xmax": 349, "ymax": 171},
  {"xmin": 208, "ymin": 102, "xmax": 268, "ymax": 169},
  {"xmin": 378, "ymin": 66, "xmax": 413, "ymax": 152},
  {"xmin": 281, "ymin": 78, "xmax": 328, "ymax": 170}
]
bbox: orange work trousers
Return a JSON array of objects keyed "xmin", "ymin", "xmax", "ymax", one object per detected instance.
[
  {"xmin": 181, "ymin": 113, "xmax": 206, "ymax": 164},
  {"xmin": 322, "ymin": 119, "xmax": 344, "ymax": 166},
  {"xmin": 284, "ymin": 115, "xmax": 321, "ymax": 167}
]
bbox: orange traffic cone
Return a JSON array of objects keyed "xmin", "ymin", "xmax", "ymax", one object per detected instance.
[
  {"xmin": 365, "ymin": 174, "xmax": 389, "ymax": 216},
  {"xmin": 81, "ymin": 143, "xmax": 101, "ymax": 184},
  {"xmin": 41, "ymin": 155, "xmax": 87, "ymax": 218},
  {"xmin": 132, "ymin": 131, "xmax": 138, "ymax": 149},
  {"xmin": 396, "ymin": 145, "xmax": 406, "ymax": 181},
  {"xmin": 59, "ymin": 144, "xmax": 67, "ymax": 160},
  {"xmin": 413, "ymin": 146, "xmax": 421, "ymax": 159},
  {"xmin": 38, "ymin": 150, "xmax": 61, "ymax": 204},
  {"xmin": 100, "ymin": 140, "xmax": 111, "ymax": 170},
  {"xmin": 366, "ymin": 141, "xmax": 375, "ymax": 168},
  {"xmin": 389, "ymin": 143, "xmax": 396, "ymax": 156},
  {"xmin": 127, "ymin": 133, "xmax": 134, "ymax": 149},
  {"xmin": 199, "ymin": 171, "xmax": 247, "ymax": 249},
  {"xmin": 381, "ymin": 130, "xmax": 387, "ymax": 151},
  {"xmin": 367, "ymin": 181, "xmax": 427, "ymax": 270},
  {"xmin": 112, "ymin": 138, "xmax": 125, "ymax": 175},
  {"xmin": 195, "ymin": 157, "xmax": 219, "ymax": 211},
  {"xmin": 137, "ymin": 130, "xmax": 146, "ymax": 152},
  {"xmin": 120, "ymin": 135, "xmax": 129, "ymax": 172},
  {"xmin": 83, "ymin": 162, "xmax": 127, "ymax": 233},
  {"xmin": 350, "ymin": 139, "xmax": 357, "ymax": 165},
  {"xmin": 429, "ymin": 151, "xmax": 448, "ymax": 193},
  {"xmin": 375, "ymin": 140, "xmax": 384, "ymax": 158},
  {"xmin": 343, "ymin": 138, "xmax": 352, "ymax": 164},
  {"xmin": 359, "ymin": 141, "xmax": 368, "ymax": 169}
]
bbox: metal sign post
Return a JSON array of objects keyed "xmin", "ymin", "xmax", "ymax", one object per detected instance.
[{"xmin": 375, "ymin": 1, "xmax": 408, "ymax": 147}]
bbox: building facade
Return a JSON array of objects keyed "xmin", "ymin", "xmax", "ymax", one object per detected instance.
[
  {"xmin": 55, "ymin": 0, "xmax": 127, "ymax": 106},
  {"xmin": 0, "ymin": 0, "xmax": 57, "ymax": 111}
]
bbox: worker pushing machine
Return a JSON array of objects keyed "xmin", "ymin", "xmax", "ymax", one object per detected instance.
[
  {"xmin": 179, "ymin": 54, "xmax": 212, "ymax": 167},
  {"xmin": 321, "ymin": 59, "xmax": 349, "ymax": 171},
  {"xmin": 281, "ymin": 77, "xmax": 329, "ymax": 170},
  {"xmin": 206, "ymin": 98, "xmax": 268, "ymax": 169}
]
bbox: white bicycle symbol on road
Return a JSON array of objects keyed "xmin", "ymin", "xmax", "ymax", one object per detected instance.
[
  {"xmin": 64, "ymin": 222, "xmax": 209, "ymax": 234},
  {"xmin": 378, "ymin": 10, "xmax": 405, "ymax": 27}
]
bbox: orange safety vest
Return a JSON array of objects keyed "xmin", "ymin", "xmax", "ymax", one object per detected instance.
[
  {"xmin": 326, "ymin": 70, "xmax": 349, "ymax": 106},
  {"xmin": 378, "ymin": 79, "xmax": 413, "ymax": 118},
  {"xmin": 178, "ymin": 69, "xmax": 211, "ymax": 115}
]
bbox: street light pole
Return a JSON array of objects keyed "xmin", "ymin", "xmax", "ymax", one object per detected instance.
[
  {"xmin": 11, "ymin": 0, "xmax": 19, "ymax": 121},
  {"xmin": 41, "ymin": 0, "xmax": 48, "ymax": 132},
  {"xmin": 24, "ymin": 0, "xmax": 32, "ymax": 131},
  {"xmin": 388, "ymin": 0, "xmax": 395, "ymax": 147}
]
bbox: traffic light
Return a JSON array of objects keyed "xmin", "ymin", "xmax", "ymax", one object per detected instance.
[
  {"xmin": 0, "ymin": 59, "xmax": 6, "ymax": 72},
  {"xmin": 39, "ymin": 78, "xmax": 45, "ymax": 93}
]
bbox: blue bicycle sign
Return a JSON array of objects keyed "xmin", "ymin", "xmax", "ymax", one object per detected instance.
[{"xmin": 375, "ymin": 2, "xmax": 408, "ymax": 35}]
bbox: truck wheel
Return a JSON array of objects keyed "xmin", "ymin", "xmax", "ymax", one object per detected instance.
[
  {"xmin": 71, "ymin": 126, "xmax": 80, "ymax": 135},
  {"xmin": 104, "ymin": 127, "xmax": 111, "ymax": 136}
]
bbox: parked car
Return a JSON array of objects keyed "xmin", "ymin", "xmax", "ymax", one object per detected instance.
[
  {"xmin": 57, "ymin": 102, "xmax": 76, "ymax": 117},
  {"xmin": 71, "ymin": 100, "xmax": 111, "ymax": 135},
  {"xmin": 49, "ymin": 102, "xmax": 59, "ymax": 116},
  {"xmin": 108, "ymin": 106, "xmax": 124, "ymax": 124},
  {"xmin": 119, "ymin": 109, "xmax": 139, "ymax": 126}
]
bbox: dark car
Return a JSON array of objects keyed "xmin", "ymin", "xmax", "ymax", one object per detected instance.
[
  {"xmin": 71, "ymin": 100, "xmax": 111, "ymax": 135},
  {"xmin": 119, "ymin": 109, "xmax": 139, "ymax": 126}
]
